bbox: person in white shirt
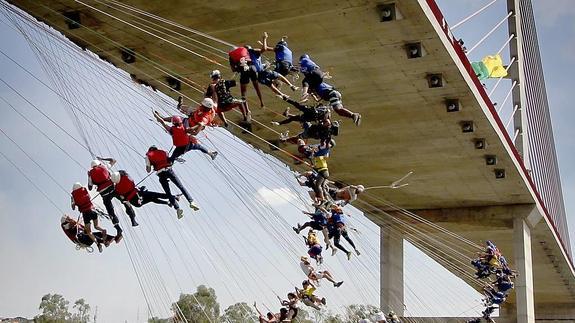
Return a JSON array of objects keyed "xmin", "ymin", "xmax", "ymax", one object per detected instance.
[{"xmin": 299, "ymin": 256, "xmax": 343, "ymax": 287}]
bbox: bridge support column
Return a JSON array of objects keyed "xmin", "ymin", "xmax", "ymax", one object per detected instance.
[
  {"xmin": 380, "ymin": 225, "xmax": 404, "ymax": 315},
  {"xmin": 513, "ymin": 217, "xmax": 535, "ymax": 323}
]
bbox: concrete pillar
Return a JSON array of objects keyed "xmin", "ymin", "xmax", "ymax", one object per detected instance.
[
  {"xmin": 513, "ymin": 217, "xmax": 535, "ymax": 323},
  {"xmin": 380, "ymin": 225, "xmax": 404, "ymax": 316}
]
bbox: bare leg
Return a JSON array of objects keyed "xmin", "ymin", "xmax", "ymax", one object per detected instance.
[
  {"xmin": 269, "ymin": 83, "xmax": 287, "ymax": 97},
  {"xmin": 277, "ymin": 74, "xmax": 298, "ymax": 90},
  {"xmin": 251, "ymin": 80, "xmax": 264, "ymax": 107},
  {"xmin": 217, "ymin": 111, "xmax": 228, "ymax": 127},
  {"xmin": 321, "ymin": 270, "xmax": 337, "ymax": 284}
]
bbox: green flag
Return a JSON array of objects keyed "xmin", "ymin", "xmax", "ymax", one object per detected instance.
[{"xmin": 472, "ymin": 61, "xmax": 489, "ymax": 80}]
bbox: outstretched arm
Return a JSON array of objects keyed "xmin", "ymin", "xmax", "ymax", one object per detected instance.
[
  {"xmin": 154, "ymin": 111, "xmax": 171, "ymax": 132},
  {"xmin": 97, "ymin": 156, "xmax": 116, "ymax": 168},
  {"xmin": 261, "ymin": 32, "xmax": 271, "ymax": 52}
]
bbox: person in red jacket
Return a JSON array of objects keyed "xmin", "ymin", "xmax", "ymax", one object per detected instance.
[
  {"xmin": 146, "ymin": 145, "xmax": 199, "ymax": 215},
  {"xmin": 110, "ymin": 170, "xmax": 182, "ymax": 218},
  {"xmin": 71, "ymin": 182, "xmax": 109, "ymax": 250},
  {"xmin": 88, "ymin": 157, "xmax": 137, "ymax": 240},
  {"xmin": 153, "ymin": 108, "xmax": 218, "ymax": 162},
  {"xmin": 60, "ymin": 214, "xmax": 115, "ymax": 253}
]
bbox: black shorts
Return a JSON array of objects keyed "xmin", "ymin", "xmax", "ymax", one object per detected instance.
[
  {"xmin": 257, "ymin": 70, "xmax": 280, "ymax": 87},
  {"xmin": 239, "ymin": 64, "xmax": 258, "ymax": 84},
  {"xmin": 275, "ymin": 60, "xmax": 292, "ymax": 76},
  {"xmin": 309, "ymin": 221, "xmax": 324, "ymax": 231},
  {"xmin": 77, "ymin": 233, "xmax": 94, "ymax": 246},
  {"xmin": 302, "ymin": 69, "xmax": 323, "ymax": 88},
  {"xmin": 82, "ymin": 210, "xmax": 98, "ymax": 225}
]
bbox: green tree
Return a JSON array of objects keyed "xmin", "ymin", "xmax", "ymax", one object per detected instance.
[
  {"xmin": 344, "ymin": 304, "xmax": 379, "ymax": 322},
  {"xmin": 35, "ymin": 294, "xmax": 71, "ymax": 323},
  {"xmin": 323, "ymin": 311, "xmax": 345, "ymax": 323},
  {"xmin": 148, "ymin": 317, "xmax": 169, "ymax": 323},
  {"xmin": 219, "ymin": 302, "xmax": 257, "ymax": 323},
  {"xmin": 71, "ymin": 299, "xmax": 91, "ymax": 323},
  {"xmin": 173, "ymin": 285, "xmax": 220, "ymax": 323},
  {"xmin": 293, "ymin": 307, "xmax": 312, "ymax": 323}
]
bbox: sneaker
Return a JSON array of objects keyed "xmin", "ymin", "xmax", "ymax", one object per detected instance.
[
  {"xmin": 97, "ymin": 243, "xmax": 103, "ymax": 253},
  {"xmin": 104, "ymin": 238, "xmax": 112, "ymax": 247},
  {"xmin": 115, "ymin": 233, "xmax": 123, "ymax": 243},
  {"xmin": 352, "ymin": 113, "xmax": 362, "ymax": 126},
  {"xmin": 177, "ymin": 96, "xmax": 183, "ymax": 107},
  {"xmin": 279, "ymin": 131, "xmax": 289, "ymax": 142},
  {"xmin": 176, "ymin": 208, "xmax": 184, "ymax": 219},
  {"xmin": 175, "ymin": 157, "xmax": 186, "ymax": 163},
  {"xmin": 131, "ymin": 219, "xmax": 139, "ymax": 227},
  {"xmin": 334, "ymin": 281, "xmax": 344, "ymax": 288},
  {"xmin": 321, "ymin": 297, "xmax": 326, "ymax": 305},
  {"xmin": 271, "ymin": 121, "xmax": 280, "ymax": 126},
  {"xmin": 282, "ymin": 106, "xmax": 290, "ymax": 117},
  {"xmin": 189, "ymin": 201, "xmax": 200, "ymax": 211},
  {"xmin": 292, "ymin": 224, "xmax": 301, "ymax": 234},
  {"xmin": 355, "ymin": 249, "xmax": 361, "ymax": 256},
  {"xmin": 290, "ymin": 85, "xmax": 299, "ymax": 91},
  {"xmin": 347, "ymin": 251, "xmax": 352, "ymax": 261},
  {"xmin": 318, "ymin": 256, "xmax": 323, "ymax": 265},
  {"xmin": 246, "ymin": 111, "xmax": 252, "ymax": 123},
  {"xmin": 331, "ymin": 248, "xmax": 337, "ymax": 256},
  {"xmin": 210, "ymin": 151, "xmax": 218, "ymax": 160}
]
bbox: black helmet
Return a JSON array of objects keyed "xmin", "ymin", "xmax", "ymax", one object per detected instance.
[{"xmin": 148, "ymin": 145, "xmax": 158, "ymax": 152}]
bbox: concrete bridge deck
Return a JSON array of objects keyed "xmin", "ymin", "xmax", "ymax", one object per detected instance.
[{"xmin": 7, "ymin": 0, "xmax": 574, "ymax": 320}]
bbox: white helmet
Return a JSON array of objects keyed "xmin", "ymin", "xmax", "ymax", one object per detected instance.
[
  {"xmin": 356, "ymin": 185, "xmax": 365, "ymax": 193},
  {"xmin": 91, "ymin": 159, "xmax": 102, "ymax": 168},
  {"xmin": 72, "ymin": 182, "xmax": 83, "ymax": 191},
  {"xmin": 110, "ymin": 171, "xmax": 121, "ymax": 184},
  {"xmin": 201, "ymin": 98, "xmax": 215, "ymax": 109},
  {"xmin": 210, "ymin": 69, "xmax": 221, "ymax": 78}
]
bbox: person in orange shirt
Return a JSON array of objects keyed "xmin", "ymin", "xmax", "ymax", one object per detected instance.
[{"xmin": 154, "ymin": 100, "xmax": 218, "ymax": 162}]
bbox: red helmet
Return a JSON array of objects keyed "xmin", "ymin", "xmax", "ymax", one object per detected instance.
[{"xmin": 172, "ymin": 116, "xmax": 183, "ymax": 125}]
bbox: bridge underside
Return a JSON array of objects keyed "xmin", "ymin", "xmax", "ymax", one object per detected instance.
[{"xmin": 7, "ymin": 0, "xmax": 575, "ymax": 319}]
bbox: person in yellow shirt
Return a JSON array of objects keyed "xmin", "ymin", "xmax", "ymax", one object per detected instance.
[
  {"xmin": 304, "ymin": 230, "xmax": 323, "ymax": 264},
  {"xmin": 297, "ymin": 280, "xmax": 326, "ymax": 310},
  {"xmin": 297, "ymin": 139, "xmax": 335, "ymax": 205}
]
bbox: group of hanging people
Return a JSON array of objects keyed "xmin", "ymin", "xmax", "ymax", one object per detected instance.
[
  {"xmin": 59, "ymin": 31, "xmax": 511, "ymax": 322},
  {"xmin": 467, "ymin": 241, "xmax": 517, "ymax": 323}
]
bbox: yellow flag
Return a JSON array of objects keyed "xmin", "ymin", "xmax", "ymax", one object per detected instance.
[{"xmin": 482, "ymin": 54, "xmax": 507, "ymax": 78}]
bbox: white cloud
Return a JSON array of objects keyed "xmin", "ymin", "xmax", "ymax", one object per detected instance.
[{"xmin": 256, "ymin": 187, "xmax": 297, "ymax": 206}]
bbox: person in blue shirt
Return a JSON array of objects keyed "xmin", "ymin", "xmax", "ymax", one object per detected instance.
[
  {"xmin": 306, "ymin": 81, "xmax": 362, "ymax": 126},
  {"xmin": 328, "ymin": 205, "xmax": 360, "ymax": 260},
  {"xmin": 273, "ymin": 36, "xmax": 296, "ymax": 76}
]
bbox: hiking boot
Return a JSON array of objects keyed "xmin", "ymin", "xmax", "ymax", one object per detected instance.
[
  {"xmin": 355, "ymin": 249, "xmax": 361, "ymax": 256},
  {"xmin": 334, "ymin": 281, "xmax": 344, "ymax": 288},
  {"xmin": 97, "ymin": 243, "xmax": 103, "ymax": 253},
  {"xmin": 321, "ymin": 298, "xmax": 326, "ymax": 305},
  {"xmin": 331, "ymin": 248, "xmax": 337, "ymax": 256},
  {"xmin": 131, "ymin": 219, "xmax": 139, "ymax": 227},
  {"xmin": 352, "ymin": 113, "xmax": 362, "ymax": 126},
  {"xmin": 115, "ymin": 233, "xmax": 123, "ymax": 243},
  {"xmin": 282, "ymin": 106, "xmax": 290, "ymax": 117},
  {"xmin": 347, "ymin": 251, "xmax": 353, "ymax": 261},
  {"xmin": 189, "ymin": 201, "xmax": 200, "ymax": 211},
  {"xmin": 176, "ymin": 208, "xmax": 184, "ymax": 219},
  {"xmin": 210, "ymin": 151, "xmax": 218, "ymax": 160},
  {"xmin": 293, "ymin": 225, "xmax": 301, "ymax": 234}
]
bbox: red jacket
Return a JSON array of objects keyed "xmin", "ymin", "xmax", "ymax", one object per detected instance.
[
  {"xmin": 115, "ymin": 173, "xmax": 138, "ymax": 201},
  {"xmin": 147, "ymin": 149, "xmax": 170, "ymax": 171},
  {"xmin": 72, "ymin": 187, "xmax": 93, "ymax": 213},
  {"xmin": 170, "ymin": 125, "xmax": 190, "ymax": 147},
  {"xmin": 88, "ymin": 165, "xmax": 113, "ymax": 191}
]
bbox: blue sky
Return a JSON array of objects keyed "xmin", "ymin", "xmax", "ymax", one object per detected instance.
[{"xmin": 0, "ymin": 0, "xmax": 573, "ymax": 322}]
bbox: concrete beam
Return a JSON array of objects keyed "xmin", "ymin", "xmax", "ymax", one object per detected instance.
[
  {"xmin": 381, "ymin": 225, "xmax": 404, "ymax": 316},
  {"xmin": 514, "ymin": 217, "xmax": 535, "ymax": 323}
]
